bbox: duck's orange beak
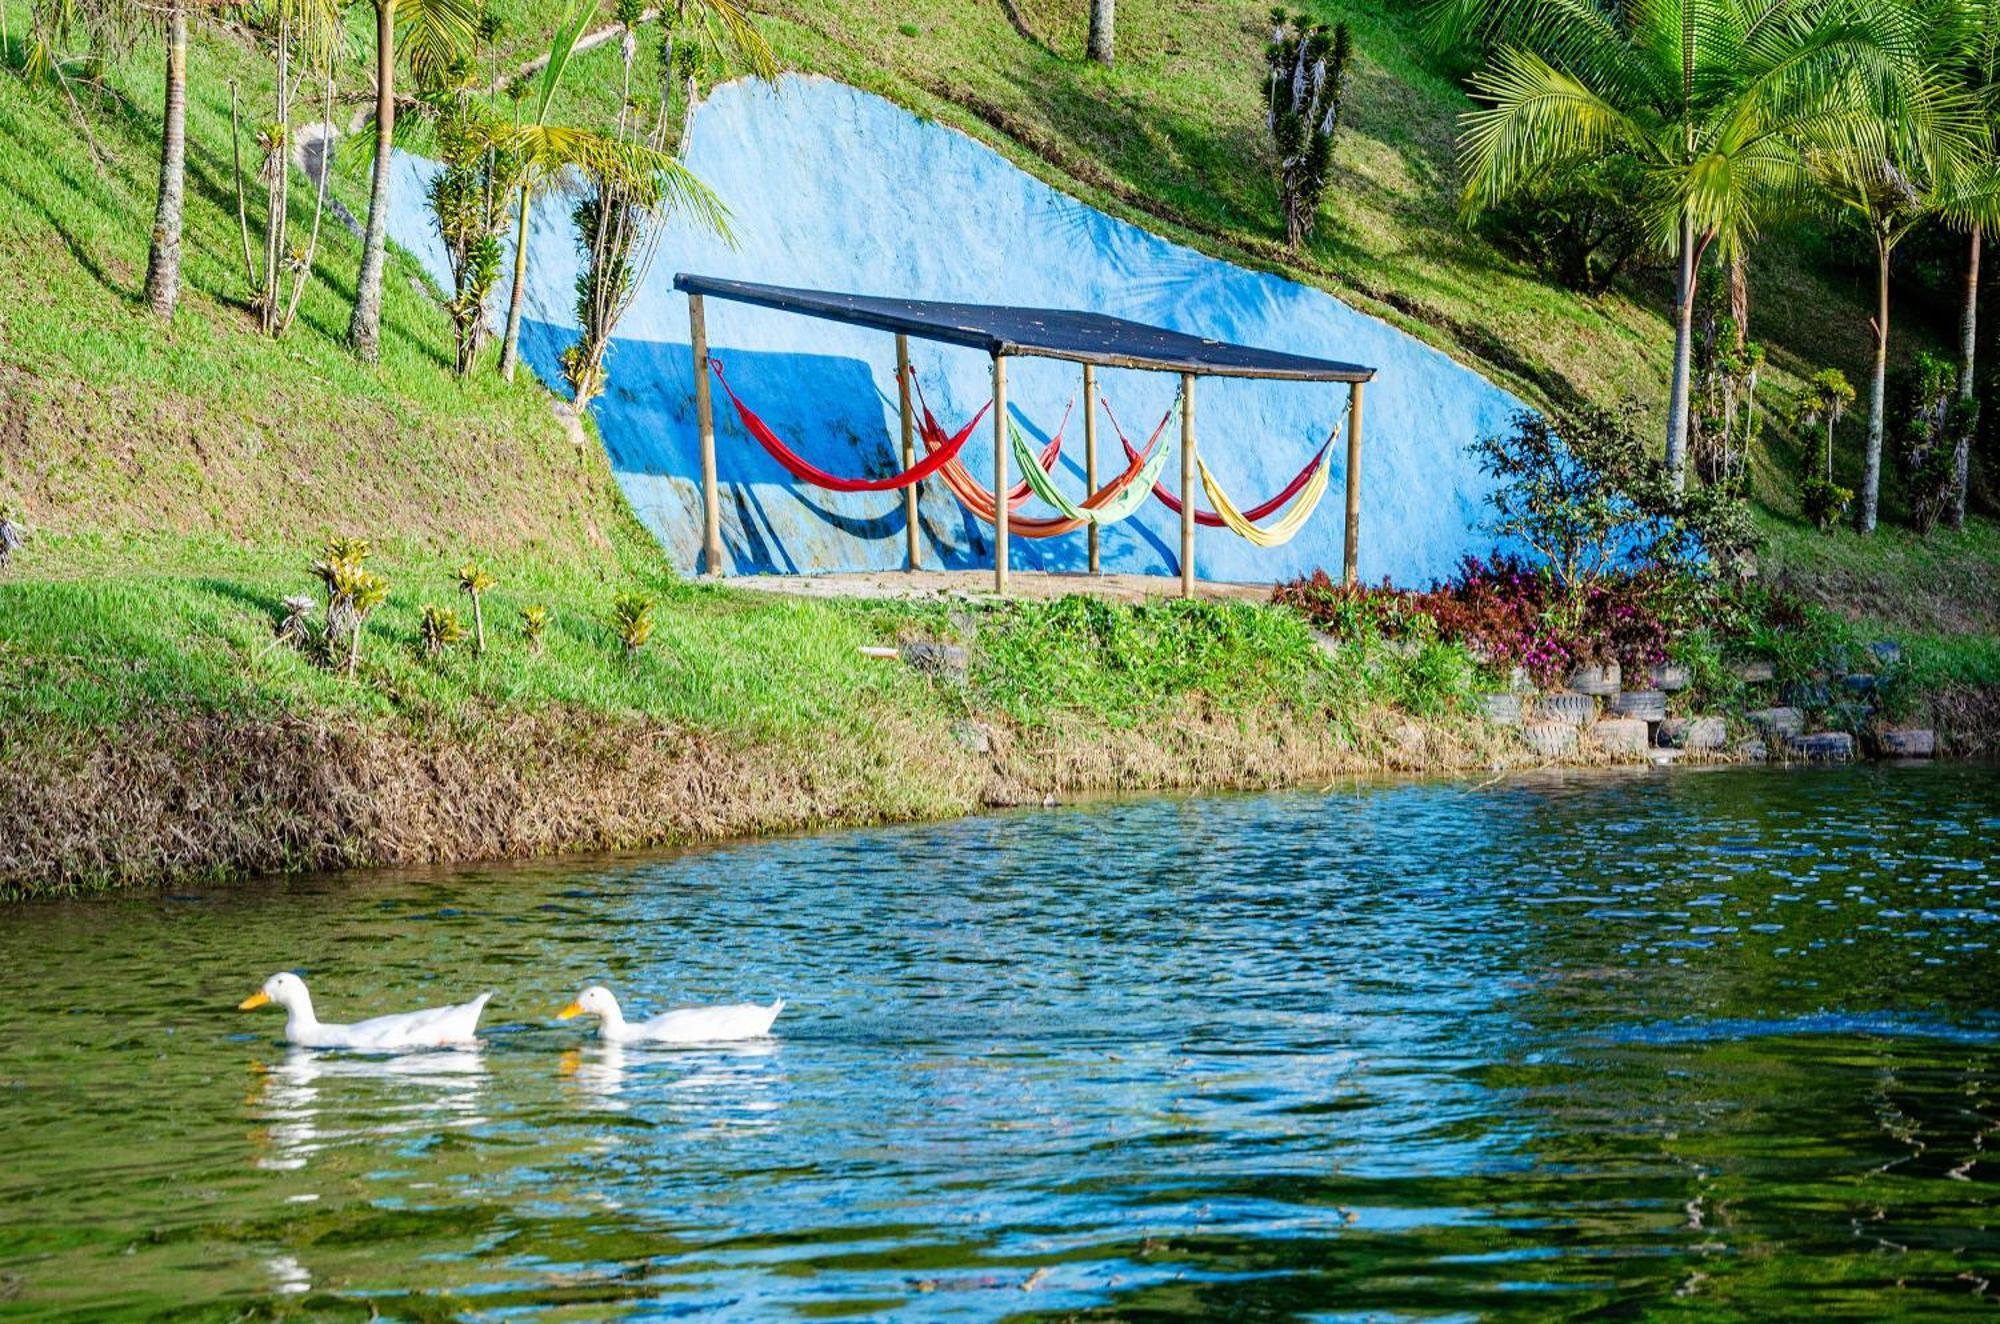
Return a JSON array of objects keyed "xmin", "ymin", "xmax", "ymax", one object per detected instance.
[
  {"xmin": 556, "ymin": 1001, "xmax": 584, "ymax": 1020},
  {"xmin": 239, "ymin": 991, "xmax": 272, "ymax": 1010}
]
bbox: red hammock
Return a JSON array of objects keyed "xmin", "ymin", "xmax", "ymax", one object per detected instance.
[
  {"xmin": 1106, "ymin": 396, "xmax": 1330, "ymax": 527},
  {"xmin": 915, "ymin": 382, "xmax": 1173, "ymax": 538},
  {"xmin": 711, "ymin": 357, "xmax": 991, "ymax": 493}
]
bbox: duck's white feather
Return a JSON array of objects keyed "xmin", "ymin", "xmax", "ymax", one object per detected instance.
[
  {"xmin": 291, "ymin": 992, "xmax": 492, "ymax": 1051},
  {"xmin": 612, "ymin": 999, "xmax": 784, "ymax": 1044}
]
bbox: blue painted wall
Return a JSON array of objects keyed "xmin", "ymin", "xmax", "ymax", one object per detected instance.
[{"xmin": 388, "ymin": 74, "xmax": 1524, "ymax": 585}]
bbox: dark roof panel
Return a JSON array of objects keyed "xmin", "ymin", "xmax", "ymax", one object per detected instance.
[{"xmin": 673, "ymin": 274, "xmax": 1375, "ymax": 383}]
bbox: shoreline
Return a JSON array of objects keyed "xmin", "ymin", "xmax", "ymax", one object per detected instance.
[{"xmin": 7, "ymin": 683, "xmax": 1985, "ymax": 899}]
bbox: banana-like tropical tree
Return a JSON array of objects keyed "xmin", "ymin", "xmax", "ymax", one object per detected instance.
[
  {"xmin": 347, "ymin": 0, "xmax": 478, "ymax": 363},
  {"xmin": 495, "ymin": 0, "xmax": 767, "ymax": 385},
  {"xmin": 1450, "ymin": 0, "xmax": 1936, "ymax": 488}
]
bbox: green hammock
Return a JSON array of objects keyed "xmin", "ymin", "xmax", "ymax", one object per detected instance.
[{"xmin": 1008, "ymin": 419, "xmax": 1169, "ymax": 526}]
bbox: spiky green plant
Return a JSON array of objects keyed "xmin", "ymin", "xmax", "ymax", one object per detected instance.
[
  {"xmin": 610, "ymin": 591, "xmax": 655, "ymax": 654},
  {"xmin": 419, "ymin": 602, "xmax": 468, "ymax": 656},
  {"xmin": 518, "ymin": 602, "xmax": 549, "ymax": 652},
  {"xmin": 456, "ymin": 561, "xmax": 497, "ymax": 652},
  {"xmin": 1263, "ymin": 10, "xmax": 1353, "ymax": 250}
]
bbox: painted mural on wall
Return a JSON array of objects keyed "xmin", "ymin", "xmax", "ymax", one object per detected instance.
[{"xmin": 387, "ymin": 74, "xmax": 1526, "ymax": 584}]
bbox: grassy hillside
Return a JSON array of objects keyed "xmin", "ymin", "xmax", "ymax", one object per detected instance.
[{"xmin": 1, "ymin": 0, "xmax": 1996, "ymax": 893}]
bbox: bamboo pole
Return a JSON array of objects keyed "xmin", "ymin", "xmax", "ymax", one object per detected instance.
[
  {"xmin": 1083, "ymin": 362, "xmax": 1099, "ymax": 574},
  {"xmin": 898, "ymin": 333, "xmax": 917, "ymax": 571},
  {"xmin": 993, "ymin": 355, "xmax": 1009, "ymax": 595},
  {"xmin": 1179, "ymin": 372, "xmax": 1196, "ymax": 599},
  {"xmin": 1343, "ymin": 380, "xmax": 1364, "ymax": 586},
  {"xmin": 690, "ymin": 293, "xmax": 722, "ymax": 576}
]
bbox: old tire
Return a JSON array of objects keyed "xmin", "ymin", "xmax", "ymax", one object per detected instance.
[
  {"xmin": 1534, "ymin": 691, "xmax": 1597, "ymax": 725},
  {"xmin": 1607, "ymin": 689, "xmax": 1667, "ymax": 721},
  {"xmin": 1521, "ymin": 720, "xmax": 1578, "ymax": 758},
  {"xmin": 1568, "ymin": 663, "xmax": 1622, "ymax": 696}
]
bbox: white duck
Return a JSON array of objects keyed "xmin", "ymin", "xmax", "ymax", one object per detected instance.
[
  {"xmin": 238, "ymin": 972, "xmax": 492, "ymax": 1050},
  {"xmin": 557, "ymin": 985, "xmax": 783, "ymax": 1044}
]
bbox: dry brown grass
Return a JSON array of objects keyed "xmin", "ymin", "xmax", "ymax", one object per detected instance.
[{"xmin": 2, "ymin": 696, "xmax": 1646, "ymax": 897}]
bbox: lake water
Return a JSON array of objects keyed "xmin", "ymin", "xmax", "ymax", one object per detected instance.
[{"xmin": 1, "ymin": 764, "xmax": 1996, "ymax": 1320}]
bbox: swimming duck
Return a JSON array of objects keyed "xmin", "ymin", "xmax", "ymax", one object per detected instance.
[
  {"xmin": 238, "ymin": 972, "xmax": 492, "ymax": 1050},
  {"xmin": 556, "ymin": 985, "xmax": 784, "ymax": 1044}
]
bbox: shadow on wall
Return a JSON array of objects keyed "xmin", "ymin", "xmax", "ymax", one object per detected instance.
[{"xmin": 519, "ymin": 318, "xmax": 1184, "ymax": 576}]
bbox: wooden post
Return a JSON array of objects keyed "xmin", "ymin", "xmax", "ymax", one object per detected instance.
[
  {"xmin": 1343, "ymin": 379, "xmax": 1365, "ymax": 586},
  {"xmin": 898, "ymin": 333, "xmax": 917, "ymax": 572},
  {"xmin": 1179, "ymin": 372, "xmax": 1196, "ymax": 599},
  {"xmin": 690, "ymin": 293, "xmax": 722, "ymax": 576},
  {"xmin": 1083, "ymin": 362, "xmax": 1099, "ymax": 575},
  {"xmin": 992, "ymin": 355, "xmax": 1009, "ymax": 595}
]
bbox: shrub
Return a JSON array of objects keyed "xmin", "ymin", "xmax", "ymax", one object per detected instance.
[
  {"xmin": 611, "ymin": 592, "xmax": 656, "ymax": 653},
  {"xmin": 1471, "ymin": 404, "xmax": 1757, "ymax": 592},
  {"xmin": 1891, "ymin": 352, "xmax": 1976, "ymax": 535},
  {"xmin": 1799, "ymin": 477, "xmax": 1854, "ymax": 532},
  {"xmin": 1263, "ymin": 11, "xmax": 1352, "ymax": 250},
  {"xmin": 1473, "ymin": 157, "xmax": 1655, "ymax": 293}
]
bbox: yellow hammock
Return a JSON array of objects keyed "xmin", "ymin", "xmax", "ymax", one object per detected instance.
[{"xmin": 1194, "ymin": 421, "xmax": 1342, "ymax": 548}]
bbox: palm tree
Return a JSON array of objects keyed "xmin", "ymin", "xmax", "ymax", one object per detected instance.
[
  {"xmin": 1452, "ymin": 0, "xmax": 1933, "ymax": 488},
  {"xmin": 1087, "ymin": 0, "xmax": 1113, "ymax": 66},
  {"xmin": 347, "ymin": 0, "xmax": 478, "ymax": 363},
  {"xmin": 141, "ymin": 0, "xmax": 188, "ymax": 320},
  {"xmin": 1938, "ymin": 0, "xmax": 2000, "ymax": 528},
  {"xmin": 1810, "ymin": 91, "xmax": 1981, "ymax": 532}
]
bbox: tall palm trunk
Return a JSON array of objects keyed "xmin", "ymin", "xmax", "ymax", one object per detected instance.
[
  {"xmin": 499, "ymin": 184, "xmax": 530, "ymax": 381},
  {"xmin": 1087, "ymin": 0, "xmax": 1113, "ymax": 66},
  {"xmin": 1952, "ymin": 224, "xmax": 1979, "ymax": 531},
  {"xmin": 142, "ymin": 5, "xmax": 188, "ymax": 321},
  {"xmin": 1664, "ymin": 210, "xmax": 1696, "ymax": 488},
  {"xmin": 348, "ymin": 0, "xmax": 396, "ymax": 363},
  {"xmin": 1860, "ymin": 239, "xmax": 1889, "ymax": 534}
]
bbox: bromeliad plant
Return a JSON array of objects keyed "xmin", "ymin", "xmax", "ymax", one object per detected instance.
[
  {"xmin": 419, "ymin": 602, "xmax": 468, "ymax": 656},
  {"xmin": 456, "ymin": 560, "xmax": 497, "ymax": 652},
  {"xmin": 518, "ymin": 602, "xmax": 549, "ymax": 651},
  {"xmin": 1891, "ymin": 351, "xmax": 1978, "ymax": 535},
  {"xmin": 610, "ymin": 591, "xmax": 656, "ymax": 654},
  {"xmin": 311, "ymin": 539, "xmax": 389, "ymax": 678}
]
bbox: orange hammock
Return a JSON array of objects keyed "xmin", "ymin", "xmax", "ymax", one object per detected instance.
[{"xmin": 914, "ymin": 375, "xmax": 1175, "ymax": 538}]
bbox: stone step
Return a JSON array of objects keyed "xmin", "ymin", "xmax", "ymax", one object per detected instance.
[
  {"xmin": 1592, "ymin": 716, "xmax": 1650, "ymax": 757},
  {"xmin": 1876, "ymin": 728, "xmax": 1936, "ymax": 758},
  {"xmin": 1747, "ymin": 706, "xmax": 1804, "ymax": 740},
  {"xmin": 1789, "ymin": 731, "xmax": 1856, "ymax": 761}
]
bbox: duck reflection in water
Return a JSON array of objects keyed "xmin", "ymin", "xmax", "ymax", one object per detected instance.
[
  {"xmin": 246, "ymin": 1046, "xmax": 489, "ymax": 1172},
  {"xmin": 559, "ymin": 1038, "xmax": 784, "ymax": 1132}
]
